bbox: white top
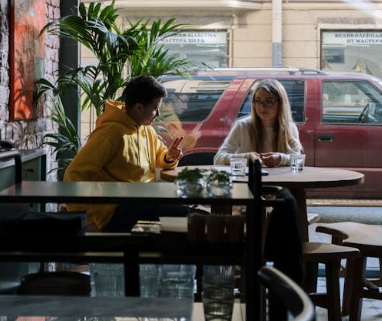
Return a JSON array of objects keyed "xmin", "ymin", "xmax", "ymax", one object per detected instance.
[{"xmin": 213, "ymin": 116, "xmax": 302, "ymax": 165}]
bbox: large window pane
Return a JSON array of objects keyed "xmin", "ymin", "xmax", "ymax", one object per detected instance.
[
  {"xmin": 160, "ymin": 31, "xmax": 228, "ymax": 68},
  {"xmin": 322, "ymin": 31, "xmax": 382, "ymax": 79}
]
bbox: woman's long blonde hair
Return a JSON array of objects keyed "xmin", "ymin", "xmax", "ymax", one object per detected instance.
[{"xmin": 249, "ymin": 79, "xmax": 302, "ymax": 153}]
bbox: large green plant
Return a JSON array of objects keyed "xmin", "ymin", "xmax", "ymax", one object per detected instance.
[{"xmin": 36, "ymin": 0, "xmax": 199, "ymax": 173}]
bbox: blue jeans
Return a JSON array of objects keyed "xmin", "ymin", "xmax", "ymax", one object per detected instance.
[{"xmin": 103, "ymin": 204, "xmax": 190, "ymax": 232}]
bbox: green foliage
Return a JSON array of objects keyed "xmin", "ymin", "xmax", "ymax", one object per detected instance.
[
  {"xmin": 207, "ymin": 169, "xmax": 231, "ymax": 184},
  {"xmin": 37, "ymin": 0, "xmax": 195, "ymax": 116},
  {"xmin": 176, "ymin": 167, "xmax": 203, "ymax": 183},
  {"xmin": 36, "ymin": 0, "xmax": 201, "ymax": 174},
  {"xmin": 43, "ymin": 94, "xmax": 82, "ymax": 177}
]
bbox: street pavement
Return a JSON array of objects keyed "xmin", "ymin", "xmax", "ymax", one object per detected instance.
[{"xmin": 307, "ymin": 205, "xmax": 382, "ymax": 224}]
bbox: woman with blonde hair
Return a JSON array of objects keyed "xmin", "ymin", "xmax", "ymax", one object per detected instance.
[
  {"xmin": 213, "ymin": 78, "xmax": 302, "ymax": 167},
  {"xmin": 214, "ymin": 79, "xmax": 304, "ymax": 320}
]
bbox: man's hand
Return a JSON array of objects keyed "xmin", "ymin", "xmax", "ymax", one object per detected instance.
[{"xmin": 166, "ymin": 136, "xmax": 184, "ymax": 162}]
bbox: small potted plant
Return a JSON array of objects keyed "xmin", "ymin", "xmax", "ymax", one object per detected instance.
[
  {"xmin": 207, "ymin": 169, "xmax": 232, "ymax": 197},
  {"xmin": 175, "ymin": 167, "xmax": 204, "ymax": 197}
]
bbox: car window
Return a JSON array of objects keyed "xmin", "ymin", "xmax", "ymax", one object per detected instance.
[
  {"xmin": 160, "ymin": 79, "xmax": 231, "ymax": 122},
  {"xmin": 322, "ymin": 81, "xmax": 382, "ymax": 125},
  {"xmin": 238, "ymin": 80, "xmax": 306, "ymax": 123}
]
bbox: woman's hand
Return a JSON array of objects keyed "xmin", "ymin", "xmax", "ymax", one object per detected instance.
[
  {"xmin": 260, "ymin": 152, "xmax": 281, "ymax": 167},
  {"xmin": 243, "ymin": 152, "xmax": 261, "ymax": 162},
  {"xmin": 166, "ymin": 136, "xmax": 184, "ymax": 162}
]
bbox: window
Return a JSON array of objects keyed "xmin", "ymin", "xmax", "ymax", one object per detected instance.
[
  {"xmin": 322, "ymin": 81, "xmax": 382, "ymax": 125},
  {"xmin": 161, "ymin": 79, "xmax": 232, "ymax": 122},
  {"xmin": 160, "ymin": 31, "xmax": 228, "ymax": 68},
  {"xmin": 321, "ymin": 31, "xmax": 382, "ymax": 80}
]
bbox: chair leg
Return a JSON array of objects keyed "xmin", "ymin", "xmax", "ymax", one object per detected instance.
[
  {"xmin": 342, "ymin": 257, "xmax": 361, "ymax": 316},
  {"xmin": 325, "ymin": 260, "xmax": 342, "ymax": 321},
  {"xmin": 303, "ymin": 261, "xmax": 319, "ymax": 293},
  {"xmin": 347, "ymin": 257, "xmax": 365, "ymax": 321}
]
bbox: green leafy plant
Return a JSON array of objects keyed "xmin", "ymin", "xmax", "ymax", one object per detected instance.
[
  {"xmin": 207, "ymin": 169, "xmax": 230, "ymax": 184},
  {"xmin": 43, "ymin": 94, "xmax": 82, "ymax": 178},
  {"xmin": 176, "ymin": 167, "xmax": 203, "ymax": 183},
  {"xmin": 36, "ymin": 0, "xmax": 202, "ymax": 174}
]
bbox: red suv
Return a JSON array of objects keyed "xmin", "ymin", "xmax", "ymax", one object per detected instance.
[{"xmin": 156, "ymin": 68, "xmax": 382, "ymax": 199}]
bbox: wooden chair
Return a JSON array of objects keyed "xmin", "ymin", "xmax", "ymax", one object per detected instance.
[
  {"xmin": 246, "ymin": 156, "xmax": 362, "ymax": 321},
  {"xmin": 258, "ymin": 265, "xmax": 316, "ymax": 321},
  {"xmin": 302, "ymin": 241, "xmax": 361, "ymax": 321},
  {"xmin": 315, "ymin": 221, "xmax": 382, "ymax": 321}
]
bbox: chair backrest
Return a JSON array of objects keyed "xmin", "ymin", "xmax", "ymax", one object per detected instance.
[{"xmin": 258, "ymin": 266, "xmax": 316, "ymax": 321}]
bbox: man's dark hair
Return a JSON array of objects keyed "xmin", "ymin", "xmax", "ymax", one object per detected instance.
[{"xmin": 123, "ymin": 76, "xmax": 167, "ymax": 108}]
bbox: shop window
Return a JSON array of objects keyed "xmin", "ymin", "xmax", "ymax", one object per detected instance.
[
  {"xmin": 321, "ymin": 30, "xmax": 382, "ymax": 79},
  {"xmin": 160, "ymin": 31, "xmax": 228, "ymax": 68}
]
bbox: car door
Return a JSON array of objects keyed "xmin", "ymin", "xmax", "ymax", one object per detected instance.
[{"xmin": 314, "ymin": 79, "xmax": 382, "ymax": 198}]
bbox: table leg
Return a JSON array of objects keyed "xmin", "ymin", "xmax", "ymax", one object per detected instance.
[{"xmin": 289, "ymin": 187, "xmax": 309, "ymax": 243}]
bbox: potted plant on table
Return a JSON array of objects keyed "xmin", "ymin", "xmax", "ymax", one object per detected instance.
[
  {"xmin": 207, "ymin": 169, "xmax": 231, "ymax": 197},
  {"xmin": 175, "ymin": 167, "xmax": 232, "ymax": 198},
  {"xmin": 175, "ymin": 167, "xmax": 204, "ymax": 197}
]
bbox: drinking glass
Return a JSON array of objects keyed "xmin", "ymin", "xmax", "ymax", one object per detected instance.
[
  {"xmin": 290, "ymin": 154, "xmax": 306, "ymax": 172},
  {"xmin": 230, "ymin": 158, "xmax": 247, "ymax": 178},
  {"xmin": 160, "ymin": 264, "xmax": 196, "ymax": 299},
  {"xmin": 202, "ymin": 265, "xmax": 235, "ymax": 321}
]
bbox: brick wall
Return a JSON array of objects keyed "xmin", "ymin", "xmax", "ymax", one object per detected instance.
[{"xmin": 0, "ymin": 0, "xmax": 60, "ymax": 181}]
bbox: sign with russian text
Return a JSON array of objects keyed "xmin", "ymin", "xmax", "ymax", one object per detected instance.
[
  {"xmin": 159, "ymin": 32, "xmax": 227, "ymax": 45},
  {"xmin": 323, "ymin": 31, "xmax": 382, "ymax": 45}
]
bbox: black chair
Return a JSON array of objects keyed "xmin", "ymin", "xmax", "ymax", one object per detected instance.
[{"xmin": 258, "ymin": 266, "xmax": 316, "ymax": 321}]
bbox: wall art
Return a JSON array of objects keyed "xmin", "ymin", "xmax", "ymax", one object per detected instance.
[{"xmin": 10, "ymin": 0, "xmax": 46, "ymax": 120}]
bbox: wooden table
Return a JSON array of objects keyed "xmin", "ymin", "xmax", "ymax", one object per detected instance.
[
  {"xmin": 0, "ymin": 295, "xmax": 193, "ymax": 318},
  {"xmin": 161, "ymin": 165, "xmax": 365, "ymax": 242},
  {"xmin": 0, "ymin": 180, "xmax": 258, "ymax": 320},
  {"xmin": 0, "ymin": 295, "xmax": 245, "ymax": 320}
]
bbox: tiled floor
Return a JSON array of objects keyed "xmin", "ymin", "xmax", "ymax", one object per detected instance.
[{"xmin": 309, "ymin": 224, "xmax": 382, "ymax": 321}]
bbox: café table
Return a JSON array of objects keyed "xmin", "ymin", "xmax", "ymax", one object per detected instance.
[
  {"xmin": 161, "ymin": 165, "xmax": 365, "ymax": 242},
  {"xmin": 0, "ymin": 295, "xmax": 193, "ymax": 319},
  {"xmin": 0, "ymin": 295, "xmax": 245, "ymax": 321},
  {"xmin": 0, "ymin": 180, "xmax": 258, "ymax": 320}
]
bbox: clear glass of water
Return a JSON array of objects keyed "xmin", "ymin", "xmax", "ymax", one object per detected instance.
[
  {"xmin": 202, "ymin": 265, "xmax": 235, "ymax": 321},
  {"xmin": 290, "ymin": 154, "xmax": 306, "ymax": 172}
]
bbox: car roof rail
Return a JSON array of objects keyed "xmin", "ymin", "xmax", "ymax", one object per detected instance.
[
  {"xmin": 191, "ymin": 67, "xmax": 329, "ymax": 76},
  {"xmin": 297, "ymin": 68, "xmax": 328, "ymax": 75}
]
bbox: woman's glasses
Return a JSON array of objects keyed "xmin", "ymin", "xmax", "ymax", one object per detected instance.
[{"xmin": 252, "ymin": 99, "xmax": 278, "ymax": 108}]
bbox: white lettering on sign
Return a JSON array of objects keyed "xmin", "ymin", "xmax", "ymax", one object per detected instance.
[
  {"xmin": 159, "ymin": 32, "xmax": 226, "ymax": 45},
  {"xmin": 323, "ymin": 32, "xmax": 382, "ymax": 45}
]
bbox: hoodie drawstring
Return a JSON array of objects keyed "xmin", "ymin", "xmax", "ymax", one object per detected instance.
[{"xmin": 136, "ymin": 126, "xmax": 151, "ymax": 169}]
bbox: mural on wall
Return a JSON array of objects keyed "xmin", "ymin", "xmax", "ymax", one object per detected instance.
[{"xmin": 10, "ymin": 0, "xmax": 46, "ymax": 120}]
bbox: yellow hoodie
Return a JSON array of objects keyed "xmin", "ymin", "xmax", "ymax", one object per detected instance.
[{"xmin": 64, "ymin": 100, "xmax": 178, "ymax": 230}]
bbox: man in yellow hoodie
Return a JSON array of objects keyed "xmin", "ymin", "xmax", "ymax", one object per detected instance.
[{"xmin": 64, "ymin": 76, "xmax": 188, "ymax": 232}]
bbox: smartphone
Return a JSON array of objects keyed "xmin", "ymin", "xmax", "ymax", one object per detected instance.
[{"xmin": 261, "ymin": 169, "xmax": 269, "ymax": 176}]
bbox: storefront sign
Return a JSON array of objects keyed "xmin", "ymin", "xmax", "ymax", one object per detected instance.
[
  {"xmin": 323, "ymin": 31, "xmax": 382, "ymax": 45},
  {"xmin": 159, "ymin": 32, "xmax": 227, "ymax": 45}
]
